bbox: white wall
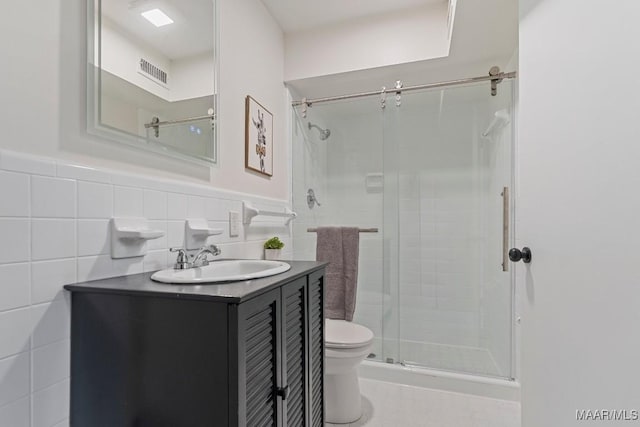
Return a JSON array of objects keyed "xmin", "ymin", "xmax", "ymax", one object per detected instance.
[
  {"xmin": 101, "ymin": 18, "xmax": 215, "ymax": 102},
  {"xmin": 0, "ymin": 0, "xmax": 288, "ymax": 201},
  {"xmin": 171, "ymin": 53, "xmax": 216, "ymax": 102},
  {"xmin": 217, "ymin": 0, "xmax": 287, "ymax": 199},
  {"xmin": 101, "ymin": 18, "xmax": 174, "ymax": 101},
  {"xmin": 284, "ymin": 3, "xmax": 450, "ymax": 82},
  {"xmin": 519, "ymin": 1, "xmax": 640, "ymax": 425},
  {"xmin": 0, "ymin": 0, "xmax": 289, "ymax": 425}
]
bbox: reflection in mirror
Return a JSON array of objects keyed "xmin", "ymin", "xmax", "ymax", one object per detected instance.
[{"xmin": 88, "ymin": 0, "xmax": 217, "ymax": 164}]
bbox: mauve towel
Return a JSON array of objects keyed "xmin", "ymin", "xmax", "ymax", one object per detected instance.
[{"xmin": 316, "ymin": 227, "xmax": 359, "ymax": 321}]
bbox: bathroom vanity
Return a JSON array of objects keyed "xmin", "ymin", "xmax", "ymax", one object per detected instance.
[{"xmin": 64, "ymin": 260, "xmax": 326, "ymax": 427}]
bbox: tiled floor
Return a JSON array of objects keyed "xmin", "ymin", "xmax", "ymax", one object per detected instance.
[{"xmin": 326, "ymin": 378, "xmax": 521, "ymax": 427}]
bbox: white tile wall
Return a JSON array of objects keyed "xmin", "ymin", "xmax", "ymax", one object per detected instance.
[
  {"xmin": 31, "ymin": 220, "xmax": 76, "ymax": 261},
  {"xmin": 167, "ymin": 193, "xmax": 188, "ymax": 219},
  {"xmin": 31, "ymin": 300, "xmax": 70, "ymax": 349},
  {"xmin": 113, "ymin": 186, "xmax": 143, "ymax": 217},
  {"xmin": 0, "ymin": 396, "xmax": 30, "ymax": 427},
  {"xmin": 0, "ymin": 219, "xmax": 30, "ymax": 263},
  {"xmin": 0, "ymin": 353, "xmax": 30, "ymax": 407},
  {"xmin": 76, "ymin": 220, "xmax": 110, "ymax": 256},
  {"xmin": 31, "ymin": 177, "xmax": 76, "ymax": 218},
  {"xmin": 32, "ymin": 340, "xmax": 70, "ymax": 392},
  {"xmin": 0, "ymin": 308, "xmax": 31, "ymax": 359},
  {"xmin": 77, "ymin": 181, "xmax": 112, "ymax": 219},
  {"xmin": 0, "ymin": 171, "xmax": 29, "ymax": 217},
  {"xmin": 0, "ymin": 263, "xmax": 30, "ymax": 311},
  {"xmin": 32, "ymin": 380, "xmax": 69, "ymax": 427},
  {"xmin": 0, "ymin": 148, "xmax": 293, "ymax": 426},
  {"xmin": 143, "ymin": 190, "xmax": 167, "ymax": 220}
]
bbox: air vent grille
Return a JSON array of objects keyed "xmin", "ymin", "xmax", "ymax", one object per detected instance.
[{"xmin": 139, "ymin": 58, "xmax": 168, "ymax": 85}]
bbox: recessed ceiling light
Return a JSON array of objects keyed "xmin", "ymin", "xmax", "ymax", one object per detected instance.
[{"xmin": 141, "ymin": 9, "xmax": 174, "ymax": 27}]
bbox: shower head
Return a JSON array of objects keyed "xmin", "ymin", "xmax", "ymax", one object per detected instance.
[
  {"xmin": 481, "ymin": 109, "xmax": 511, "ymax": 138},
  {"xmin": 308, "ymin": 122, "xmax": 331, "ymax": 140}
]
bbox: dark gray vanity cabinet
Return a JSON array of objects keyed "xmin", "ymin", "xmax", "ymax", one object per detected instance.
[
  {"xmin": 228, "ymin": 269, "xmax": 325, "ymax": 427},
  {"xmin": 65, "ymin": 262, "xmax": 326, "ymax": 427}
]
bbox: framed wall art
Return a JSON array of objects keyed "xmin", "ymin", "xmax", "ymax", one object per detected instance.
[{"xmin": 245, "ymin": 96, "xmax": 273, "ymax": 176}]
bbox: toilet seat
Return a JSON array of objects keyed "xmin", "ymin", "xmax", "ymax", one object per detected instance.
[{"xmin": 325, "ymin": 319, "xmax": 374, "ymax": 349}]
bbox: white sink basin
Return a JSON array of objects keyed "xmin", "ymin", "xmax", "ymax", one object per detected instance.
[{"xmin": 150, "ymin": 260, "xmax": 291, "ymax": 284}]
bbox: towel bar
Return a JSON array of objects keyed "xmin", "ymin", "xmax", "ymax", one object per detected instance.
[{"xmin": 307, "ymin": 227, "xmax": 378, "ymax": 233}]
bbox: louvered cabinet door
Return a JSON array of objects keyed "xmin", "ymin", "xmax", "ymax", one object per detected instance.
[
  {"xmin": 307, "ymin": 271, "xmax": 325, "ymax": 427},
  {"xmin": 237, "ymin": 289, "xmax": 281, "ymax": 427},
  {"xmin": 281, "ymin": 278, "xmax": 307, "ymax": 427}
]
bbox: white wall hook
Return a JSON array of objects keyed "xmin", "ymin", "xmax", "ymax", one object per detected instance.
[
  {"xmin": 110, "ymin": 218, "xmax": 165, "ymax": 259},
  {"xmin": 185, "ymin": 219, "xmax": 223, "ymax": 250}
]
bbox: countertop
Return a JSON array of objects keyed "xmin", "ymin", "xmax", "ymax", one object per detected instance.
[{"xmin": 64, "ymin": 260, "xmax": 327, "ymax": 303}]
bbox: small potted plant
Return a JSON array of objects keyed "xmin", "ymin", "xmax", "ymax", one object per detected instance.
[{"xmin": 264, "ymin": 237, "xmax": 284, "ymax": 260}]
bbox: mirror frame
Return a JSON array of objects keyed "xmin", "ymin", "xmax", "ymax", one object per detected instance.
[{"xmin": 86, "ymin": 0, "xmax": 218, "ymax": 165}]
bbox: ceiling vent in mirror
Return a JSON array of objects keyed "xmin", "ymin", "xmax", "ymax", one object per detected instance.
[{"xmin": 138, "ymin": 58, "xmax": 168, "ymax": 87}]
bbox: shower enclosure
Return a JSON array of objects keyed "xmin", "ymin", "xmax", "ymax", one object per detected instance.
[{"xmin": 291, "ymin": 78, "xmax": 515, "ymax": 380}]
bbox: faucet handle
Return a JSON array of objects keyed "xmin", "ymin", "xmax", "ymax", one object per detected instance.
[
  {"xmin": 202, "ymin": 244, "xmax": 222, "ymax": 257},
  {"xmin": 170, "ymin": 247, "xmax": 191, "ymax": 270},
  {"xmin": 213, "ymin": 244, "xmax": 222, "ymax": 256}
]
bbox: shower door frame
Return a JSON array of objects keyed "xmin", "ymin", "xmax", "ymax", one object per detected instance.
[{"xmin": 290, "ymin": 77, "xmax": 518, "ymax": 382}]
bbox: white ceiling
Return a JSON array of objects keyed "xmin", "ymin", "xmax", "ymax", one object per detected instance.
[
  {"xmin": 260, "ymin": 0, "xmax": 446, "ymax": 33},
  {"xmin": 101, "ymin": 0, "xmax": 214, "ymax": 60},
  {"xmin": 286, "ymin": 0, "xmax": 518, "ymax": 100}
]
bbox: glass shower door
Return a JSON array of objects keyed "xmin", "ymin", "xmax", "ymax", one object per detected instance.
[
  {"xmin": 383, "ymin": 81, "xmax": 515, "ymax": 379},
  {"xmin": 290, "ymin": 98, "xmax": 387, "ymax": 361}
]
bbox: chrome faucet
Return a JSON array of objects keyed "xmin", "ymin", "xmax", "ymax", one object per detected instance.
[
  {"xmin": 192, "ymin": 244, "xmax": 222, "ymax": 267},
  {"xmin": 170, "ymin": 245, "xmax": 222, "ymax": 270},
  {"xmin": 170, "ymin": 248, "xmax": 191, "ymax": 270}
]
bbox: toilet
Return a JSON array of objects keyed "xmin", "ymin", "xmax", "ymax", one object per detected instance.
[{"xmin": 324, "ymin": 318, "xmax": 374, "ymax": 424}]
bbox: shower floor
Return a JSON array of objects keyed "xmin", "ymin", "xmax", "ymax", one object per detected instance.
[
  {"xmin": 326, "ymin": 378, "xmax": 521, "ymax": 427},
  {"xmin": 369, "ymin": 338, "xmax": 503, "ymax": 378}
]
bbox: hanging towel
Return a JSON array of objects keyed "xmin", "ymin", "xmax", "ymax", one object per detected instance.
[{"xmin": 316, "ymin": 227, "xmax": 360, "ymax": 321}]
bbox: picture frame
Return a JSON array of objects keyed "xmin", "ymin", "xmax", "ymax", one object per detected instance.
[{"xmin": 245, "ymin": 95, "xmax": 273, "ymax": 177}]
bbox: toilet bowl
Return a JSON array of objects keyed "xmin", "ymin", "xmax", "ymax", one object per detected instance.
[{"xmin": 325, "ymin": 319, "xmax": 374, "ymax": 424}]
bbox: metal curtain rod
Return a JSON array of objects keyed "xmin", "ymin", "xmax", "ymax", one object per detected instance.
[
  {"xmin": 144, "ymin": 114, "xmax": 215, "ymax": 138},
  {"xmin": 144, "ymin": 114, "xmax": 215, "ymax": 130},
  {"xmin": 291, "ymin": 67, "xmax": 517, "ymax": 107},
  {"xmin": 307, "ymin": 227, "xmax": 379, "ymax": 233}
]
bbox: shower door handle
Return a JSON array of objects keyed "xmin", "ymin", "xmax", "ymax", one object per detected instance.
[{"xmin": 501, "ymin": 187, "xmax": 509, "ymax": 272}]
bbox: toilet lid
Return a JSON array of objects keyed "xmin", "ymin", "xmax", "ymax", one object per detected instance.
[{"xmin": 325, "ymin": 319, "xmax": 374, "ymax": 349}]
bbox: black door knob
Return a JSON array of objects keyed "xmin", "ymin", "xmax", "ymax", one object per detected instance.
[
  {"xmin": 276, "ymin": 385, "xmax": 289, "ymax": 400},
  {"xmin": 509, "ymin": 247, "xmax": 532, "ymax": 263}
]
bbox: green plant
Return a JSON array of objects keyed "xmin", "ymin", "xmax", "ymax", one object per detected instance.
[{"xmin": 264, "ymin": 237, "xmax": 285, "ymax": 250}]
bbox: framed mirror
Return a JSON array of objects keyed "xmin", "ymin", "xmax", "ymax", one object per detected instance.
[{"xmin": 88, "ymin": 0, "xmax": 217, "ymax": 164}]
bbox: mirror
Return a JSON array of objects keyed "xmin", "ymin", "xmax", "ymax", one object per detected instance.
[{"xmin": 88, "ymin": 0, "xmax": 217, "ymax": 164}]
